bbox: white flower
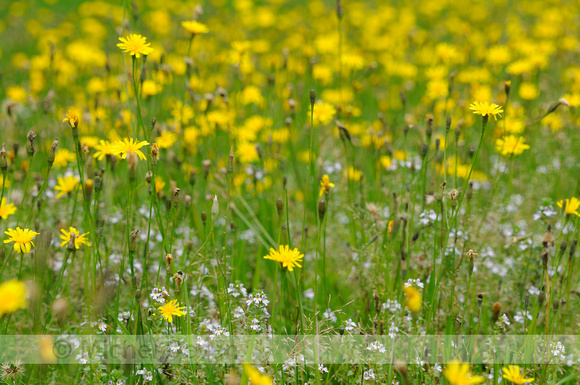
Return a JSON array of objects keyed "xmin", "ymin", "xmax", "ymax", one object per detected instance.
[
  {"xmin": 234, "ymin": 306, "xmax": 245, "ymax": 319},
  {"xmin": 345, "ymin": 319, "xmax": 357, "ymax": 332},
  {"xmin": 388, "ymin": 323, "xmax": 399, "ymax": 339},
  {"xmin": 363, "ymin": 369, "xmax": 376, "ymax": 381},
  {"xmin": 528, "ymin": 286, "xmax": 540, "ymax": 296},
  {"xmin": 500, "ymin": 314, "xmax": 511, "ymax": 326},
  {"xmin": 514, "ymin": 311, "xmax": 532, "ymax": 324},
  {"xmin": 250, "ymin": 319, "xmax": 261, "ymax": 331},
  {"xmin": 97, "ymin": 319, "xmax": 108, "ymax": 333},
  {"xmin": 323, "ymin": 308, "xmax": 337, "ymax": 322},
  {"xmin": 382, "ymin": 299, "xmax": 401, "ymax": 313},
  {"xmin": 169, "ymin": 342, "xmax": 180, "ymax": 352},
  {"xmin": 367, "ymin": 341, "xmax": 386, "ymax": 353},
  {"xmin": 318, "ymin": 364, "xmax": 329, "ymax": 373},
  {"xmin": 150, "ymin": 287, "xmax": 168, "ymax": 303},
  {"xmin": 433, "ymin": 363, "xmax": 442, "ymax": 373}
]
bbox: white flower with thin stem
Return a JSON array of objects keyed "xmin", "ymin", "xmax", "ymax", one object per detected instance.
[
  {"xmin": 345, "ymin": 319, "xmax": 356, "ymax": 332},
  {"xmin": 318, "ymin": 364, "xmax": 329, "ymax": 373},
  {"xmin": 364, "ymin": 369, "xmax": 376, "ymax": 381}
]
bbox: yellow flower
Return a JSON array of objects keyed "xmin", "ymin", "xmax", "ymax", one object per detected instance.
[
  {"xmin": 52, "ymin": 149, "xmax": 76, "ymax": 168},
  {"xmin": 117, "ymin": 34, "xmax": 154, "ymax": 58},
  {"xmin": 112, "ymin": 138, "xmax": 150, "ymax": 161},
  {"xmin": 495, "ymin": 135, "xmax": 530, "ymax": 156},
  {"xmin": 264, "ymin": 245, "xmax": 304, "ymax": 272},
  {"xmin": 243, "ymin": 364, "xmax": 273, "ymax": 385},
  {"xmin": 557, "ymin": 197, "xmax": 580, "ymax": 216},
  {"xmin": 155, "ymin": 176, "xmax": 166, "ymax": 194},
  {"xmin": 59, "ymin": 227, "xmax": 91, "ymax": 249},
  {"xmin": 469, "ymin": 101, "xmax": 504, "ymax": 121},
  {"xmin": 0, "ymin": 279, "xmax": 28, "ymax": 317},
  {"xmin": 319, "ymin": 174, "xmax": 335, "ymax": 196},
  {"xmin": 55, "ymin": 175, "xmax": 80, "ymax": 198},
  {"xmin": 4, "ymin": 227, "xmax": 39, "ymax": 254},
  {"xmin": 502, "ymin": 365, "xmax": 534, "ymax": 384},
  {"xmin": 403, "ymin": 285, "xmax": 422, "ymax": 312},
  {"xmin": 380, "ymin": 155, "xmax": 392, "ymax": 169},
  {"xmin": 62, "ymin": 109, "xmax": 80, "ymax": 128},
  {"xmin": 519, "ymin": 83, "xmax": 539, "ymax": 100},
  {"xmin": 158, "ymin": 299, "xmax": 186, "ymax": 323},
  {"xmin": 443, "ymin": 360, "xmax": 485, "ymax": 385},
  {"xmin": 142, "ymin": 80, "xmax": 161, "ymax": 97},
  {"xmin": 155, "ymin": 131, "xmax": 178, "ymax": 149},
  {"xmin": 344, "ymin": 166, "xmax": 363, "ymax": 182},
  {"xmin": 93, "ymin": 140, "xmax": 117, "ymax": 161},
  {"xmin": 6, "ymin": 86, "xmax": 27, "ymax": 103},
  {"xmin": 237, "ymin": 142, "xmax": 259, "ymax": 164},
  {"xmin": 181, "ymin": 20, "xmax": 209, "ymax": 35},
  {"xmin": 312, "ymin": 101, "xmax": 337, "ymax": 125},
  {"xmin": 0, "ymin": 198, "xmax": 17, "ymax": 220}
]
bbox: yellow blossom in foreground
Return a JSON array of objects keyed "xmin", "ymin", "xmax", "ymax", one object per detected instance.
[
  {"xmin": 181, "ymin": 20, "xmax": 209, "ymax": 35},
  {"xmin": 557, "ymin": 197, "xmax": 580, "ymax": 216},
  {"xmin": 443, "ymin": 360, "xmax": 485, "ymax": 385},
  {"xmin": 264, "ymin": 245, "xmax": 304, "ymax": 272},
  {"xmin": 55, "ymin": 175, "xmax": 80, "ymax": 198},
  {"xmin": 243, "ymin": 364, "xmax": 273, "ymax": 385},
  {"xmin": 62, "ymin": 109, "xmax": 80, "ymax": 128},
  {"xmin": 4, "ymin": 227, "xmax": 39, "ymax": 254},
  {"xmin": 117, "ymin": 34, "xmax": 154, "ymax": 58},
  {"xmin": 0, "ymin": 198, "xmax": 17, "ymax": 220},
  {"xmin": 403, "ymin": 285, "xmax": 422, "ymax": 312},
  {"xmin": 469, "ymin": 101, "xmax": 504, "ymax": 121},
  {"xmin": 112, "ymin": 138, "xmax": 150, "ymax": 161},
  {"xmin": 319, "ymin": 174, "xmax": 335, "ymax": 196},
  {"xmin": 0, "ymin": 279, "xmax": 28, "ymax": 317},
  {"xmin": 59, "ymin": 227, "xmax": 91, "ymax": 249},
  {"xmin": 502, "ymin": 365, "xmax": 534, "ymax": 384},
  {"xmin": 495, "ymin": 135, "xmax": 530, "ymax": 156},
  {"xmin": 53, "ymin": 149, "xmax": 76, "ymax": 168},
  {"xmin": 158, "ymin": 299, "xmax": 186, "ymax": 323}
]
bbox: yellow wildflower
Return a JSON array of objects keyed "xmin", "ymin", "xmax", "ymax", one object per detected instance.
[
  {"xmin": 55, "ymin": 175, "xmax": 80, "ymax": 198},
  {"xmin": 59, "ymin": 227, "xmax": 91, "ymax": 249},
  {"xmin": 4, "ymin": 227, "xmax": 39, "ymax": 254},
  {"xmin": 158, "ymin": 299, "xmax": 186, "ymax": 323},
  {"xmin": 117, "ymin": 34, "xmax": 154, "ymax": 58},
  {"xmin": 0, "ymin": 279, "xmax": 28, "ymax": 317},
  {"xmin": 263, "ymin": 245, "xmax": 304, "ymax": 272},
  {"xmin": 0, "ymin": 198, "xmax": 17, "ymax": 220}
]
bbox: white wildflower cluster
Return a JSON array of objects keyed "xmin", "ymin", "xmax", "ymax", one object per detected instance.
[
  {"xmin": 323, "ymin": 308, "xmax": 337, "ymax": 322},
  {"xmin": 404, "ymin": 278, "xmax": 424, "ymax": 289},
  {"xmin": 117, "ymin": 311, "xmax": 134, "ymax": 323},
  {"xmin": 419, "ymin": 209, "xmax": 439, "ymax": 225},
  {"xmin": 363, "ymin": 369, "xmax": 376, "ymax": 381},
  {"xmin": 514, "ymin": 311, "xmax": 533, "ymax": 324},
  {"xmin": 382, "ymin": 299, "xmax": 402, "ymax": 313},
  {"xmin": 168, "ymin": 341, "xmax": 189, "ymax": 357},
  {"xmin": 388, "ymin": 323, "xmax": 399, "ymax": 339},
  {"xmin": 149, "ymin": 287, "xmax": 169, "ymax": 303},
  {"xmin": 367, "ymin": 341, "xmax": 386, "ymax": 353},
  {"xmin": 246, "ymin": 291, "xmax": 269, "ymax": 308},
  {"xmin": 533, "ymin": 205, "xmax": 557, "ymax": 221},
  {"xmin": 227, "ymin": 282, "xmax": 248, "ymax": 298},
  {"xmin": 135, "ymin": 368, "xmax": 153, "ymax": 382},
  {"xmin": 551, "ymin": 341, "xmax": 566, "ymax": 360}
]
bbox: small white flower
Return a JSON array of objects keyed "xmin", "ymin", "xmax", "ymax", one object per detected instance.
[
  {"xmin": 363, "ymin": 369, "xmax": 376, "ymax": 381},
  {"xmin": 169, "ymin": 342, "xmax": 180, "ymax": 352},
  {"xmin": 318, "ymin": 364, "xmax": 329, "ymax": 373},
  {"xmin": 323, "ymin": 308, "xmax": 337, "ymax": 322},
  {"xmin": 250, "ymin": 319, "xmax": 261, "ymax": 331},
  {"xmin": 345, "ymin": 319, "xmax": 357, "ymax": 332},
  {"xmin": 434, "ymin": 363, "xmax": 442, "ymax": 373},
  {"xmin": 500, "ymin": 314, "xmax": 511, "ymax": 326},
  {"xmin": 97, "ymin": 319, "xmax": 108, "ymax": 333},
  {"xmin": 388, "ymin": 323, "xmax": 399, "ymax": 339},
  {"xmin": 234, "ymin": 306, "xmax": 245, "ymax": 319}
]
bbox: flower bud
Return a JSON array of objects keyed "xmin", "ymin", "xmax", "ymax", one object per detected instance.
[
  {"xmin": 276, "ymin": 198, "xmax": 283, "ymax": 216},
  {"xmin": 211, "ymin": 195, "xmax": 219, "ymax": 222},
  {"xmin": 318, "ymin": 200, "xmax": 326, "ymax": 221},
  {"xmin": 26, "ymin": 131, "xmax": 37, "ymax": 157},
  {"xmin": 309, "ymin": 89, "xmax": 316, "ymax": 105},
  {"xmin": 129, "ymin": 229, "xmax": 140, "ymax": 253},
  {"xmin": 0, "ymin": 144, "xmax": 7, "ymax": 173},
  {"xmin": 47, "ymin": 139, "xmax": 59, "ymax": 167}
]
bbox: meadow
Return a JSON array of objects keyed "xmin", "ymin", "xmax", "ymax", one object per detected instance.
[{"xmin": 0, "ymin": 0, "xmax": 579, "ymax": 384}]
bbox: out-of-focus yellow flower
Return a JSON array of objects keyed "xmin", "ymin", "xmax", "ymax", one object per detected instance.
[
  {"xmin": 237, "ymin": 142, "xmax": 259, "ymax": 163},
  {"xmin": 53, "ymin": 149, "xmax": 76, "ymax": 168},
  {"xmin": 519, "ymin": 82, "xmax": 539, "ymax": 100},
  {"xmin": 243, "ymin": 364, "xmax": 273, "ymax": 385},
  {"xmin": 495, "ymin": 135, "xmax": 530, "ymax": 156},
  {"xmin": 4, "ymin": 227, "xmax": 39, "ymax": 254},
  {"xmin": 93, "ymin": 140, "xmax": 117, "ymax": 161},
  {"xmin": 142, "ymin": 80, "xmax": 161, "ymax": 97},
  {"xmin": 117, "ymin": 34, "xmax": 154, "ymax": 58},
  {"xmin": 6, "ymin": 86, "xmax": 27, "ymax": 103},
  {"xmin": 0, "ymin": 279, "xmax": 28, "ymax": 317},
  {"xmin": 155, "ymin": 131, "xmax": 178, "ymax": 149},
  {"xmin": 0, "ymin": 198, "xmax": 16, "ymax": 220},
  {"xmin": 403, "ymin": 285, "xmax": 422, "ymax": 312},
  {"xmin": 312, "ymin": 101, "xmax": 337, "ymax": 125},
  {"xmin": 443, "ymin": 360, "xmax": 485, "ymax": 385},
  {"xmin": 181, "ymin": 20, "xmax": 209, "ymax": 35}
]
